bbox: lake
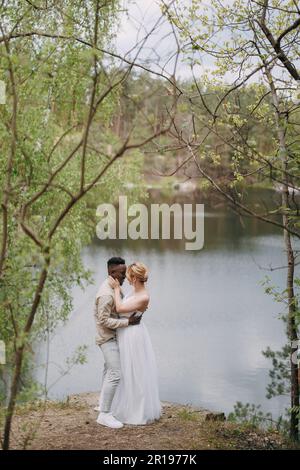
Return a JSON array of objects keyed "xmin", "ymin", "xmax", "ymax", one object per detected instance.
[{"xmin": 34, "ymin": 189, "xmax": 298, "ymax": 419}]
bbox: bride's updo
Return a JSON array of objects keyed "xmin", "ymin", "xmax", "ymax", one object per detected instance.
[{"xmin": 126, "ymin": 262, "xmax": 148, "ymax": 284}]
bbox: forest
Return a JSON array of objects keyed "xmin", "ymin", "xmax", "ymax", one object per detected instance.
[{"xmin": 0, "ymin": 0, "xmax": 299, "ymax": 451}]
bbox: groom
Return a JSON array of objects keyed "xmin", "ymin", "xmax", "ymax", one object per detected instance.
[{"xmin": 94, "ymin": 256, "xmax": 141, "ymax": 429}]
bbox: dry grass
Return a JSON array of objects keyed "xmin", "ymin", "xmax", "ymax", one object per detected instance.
[{"xmin": 5, "ymin": 393, "xmax": 293, "ymax": 450}]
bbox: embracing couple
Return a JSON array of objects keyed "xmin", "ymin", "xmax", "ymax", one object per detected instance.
[{"xmin": 94, "ymin": 256, "xmax": 161, "ymax": 429}]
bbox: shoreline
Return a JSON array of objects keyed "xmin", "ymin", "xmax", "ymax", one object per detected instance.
[{"xmin": 8, "ymin": 392, "xmax": 292, "ymax": 450}]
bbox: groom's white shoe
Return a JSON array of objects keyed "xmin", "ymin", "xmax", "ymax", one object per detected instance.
[{"xmin": 97, "ymin": 412, "xmax": 124, "ymax": 429}]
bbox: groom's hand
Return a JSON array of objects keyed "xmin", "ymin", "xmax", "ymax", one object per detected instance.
[{"xmin": 128, "ymin": 313, "xmax": 141, "ymax": 326}]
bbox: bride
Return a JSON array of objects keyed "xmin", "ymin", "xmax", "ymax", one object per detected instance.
[{"xmin": 108, "ymin": 262, "xmax": 161, "ymax": 425}]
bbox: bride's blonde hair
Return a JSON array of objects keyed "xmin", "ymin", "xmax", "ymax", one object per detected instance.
[{"xmin": 126, "ymin": 262, "xmax": 148, "ymax": 283}]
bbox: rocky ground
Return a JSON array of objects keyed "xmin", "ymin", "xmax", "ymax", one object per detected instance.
[{"xmin": 8, "ymin": 392, "xmax": 294, "ymax": 450}]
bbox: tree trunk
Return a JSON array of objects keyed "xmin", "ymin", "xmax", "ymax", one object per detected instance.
[
  {"xmin": 2, "ymin": 263, "xmax": 49, "ymax": 449},
  {"xmin": 2, "ymin": 346, "xmax": 24, "ymax": 450},
  {"xmin": 266, "ymin": 67, "xmax": 299, "ymax": 440}
]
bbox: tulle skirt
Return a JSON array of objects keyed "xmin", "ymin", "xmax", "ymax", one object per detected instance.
[{"xmin": 111, "ymin": 321, "xmax": 161, "ymax": 425}]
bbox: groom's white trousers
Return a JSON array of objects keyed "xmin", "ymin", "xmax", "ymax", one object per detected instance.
[{"xmin": 99, "ymin": 338, "xmax": 122, "ymax": 413}]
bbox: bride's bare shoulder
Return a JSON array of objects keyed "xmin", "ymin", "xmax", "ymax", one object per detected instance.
[
  {"xmin": 134, "ymin": 291, "xmax": 149, "ymax": 305},
  {"xmin": 141, "ymin": 290, "xmax": 150, "ymax": 300}
]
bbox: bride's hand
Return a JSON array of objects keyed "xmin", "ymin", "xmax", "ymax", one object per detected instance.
[{"xmin": 108, "ymin": 275, "xmax": 120, "ymax": 289}]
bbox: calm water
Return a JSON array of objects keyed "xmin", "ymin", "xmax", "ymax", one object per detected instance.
[{"xmin": 34, "ymin": 190, "xmax": 298, "ymax": 418}]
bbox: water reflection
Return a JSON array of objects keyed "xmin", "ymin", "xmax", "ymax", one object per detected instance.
[{"xmin": 34, "ymin": 189, "xmax": 298, "ymax": 418}]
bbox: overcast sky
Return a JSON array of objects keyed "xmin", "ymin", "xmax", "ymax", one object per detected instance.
[
  {"xmin": 114, "ymin": 0, "xmax": 208, "ymax": 80},
  {"xmin": 113, "ymin": 0, "xmax": 297, "ymax": 87}
]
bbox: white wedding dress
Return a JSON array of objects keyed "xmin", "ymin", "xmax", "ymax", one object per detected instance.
[{"xmin": 110, "ymin": 294, "xmax": 161, "ymax": 425}]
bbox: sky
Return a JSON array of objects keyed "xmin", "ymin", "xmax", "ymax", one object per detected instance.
[
  {"xmin": 114, "ymin": 0, "xmax": 206, "ymax": 80},
  {"xmin": 113, "ymin": 0, "xmax": 250, "ymax": 84},
  {"xmin": 113, "ymin": 0, "xmax": 300, "ymax": 88}
]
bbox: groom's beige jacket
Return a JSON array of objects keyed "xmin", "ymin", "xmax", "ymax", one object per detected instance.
[{"xmin": 94, "ymin": 278, "xmax": 129, "ymax": 346}]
